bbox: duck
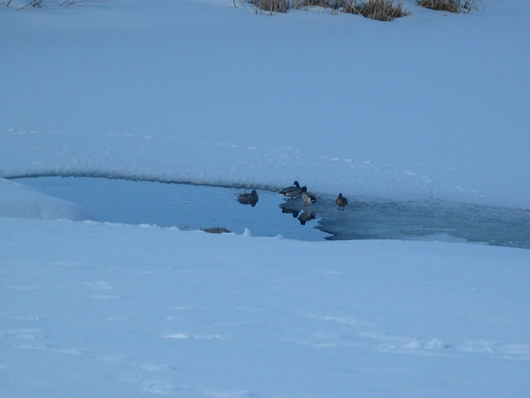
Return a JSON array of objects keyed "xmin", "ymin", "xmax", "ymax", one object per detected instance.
[
  {"xmin": 300, "ymin": 186, "xmax": 317, "ymax": 206},
  {"xmin": 335, "ymin": 193, "xmax": 348, "ymax": 210},
  {"xmin": 237, "ymin": 190, "xmax": 259, "ymax": 207},
  {"xmin": 279, "ymin": 181, "xmax": 301, "ymax": 199}
]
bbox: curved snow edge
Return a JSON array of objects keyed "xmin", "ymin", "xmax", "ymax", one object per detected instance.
[{"xmin": 0, "ymin": 177, "xmax": 97, "ymax": 222}]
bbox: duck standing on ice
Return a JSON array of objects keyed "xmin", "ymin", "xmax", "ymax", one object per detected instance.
[
  {"xmin": 279, "ymin": 181, "xmax": 301, "ymax": 199},
  {"xmin": 335, "ymin": 193, "xmax": 348, "ymax": 210},
  {"xmin": 300, "ymin": 186, "xmax": 317, "ymax": 206}
]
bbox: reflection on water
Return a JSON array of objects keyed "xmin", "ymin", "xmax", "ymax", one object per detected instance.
[
  {"xmin": 12, "ymin": 176, "xmax": 530, "ymax": 249},
  {"xmin": 12, "ymin": 177, "xmax": 329, "ymax": 241},
  {"xmin": 298, "ymin": 210, "xmax": 317, "ymax": 225},
  {"xmin": 279, "ymin": 204, "xmax": 317, "ymax": 226},
  {"xmin": 279, "ymin": 195, "xmax": 530, "ymax": 248},
  {"xmin": 237, "ymin": 190, "xmax": 259, "ymax": 207}
]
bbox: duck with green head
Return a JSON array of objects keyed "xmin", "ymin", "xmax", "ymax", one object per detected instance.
[{"xmin": 300, "ymin": 186, "xmax": 317, "ymax": 206}]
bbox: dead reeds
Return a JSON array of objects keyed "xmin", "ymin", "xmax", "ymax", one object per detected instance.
[
  {"xmin": 342, "ymin": 0, "xmax": 409, "ymax": 21},
  {"xmin": 417, "ymin": 0, "xmax": 481, "ymax": 13},
  {"xmin": 248, "ymin": 0, "xmax": 290, "ymax": 13}
]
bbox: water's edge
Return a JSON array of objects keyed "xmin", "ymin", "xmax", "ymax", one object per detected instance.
[{"xmin": 11, "ymin": 176, "xmax": 530, "ymax": 249}]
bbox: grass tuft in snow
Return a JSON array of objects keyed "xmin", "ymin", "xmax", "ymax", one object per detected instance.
[
  {"xmin": 20, "ymin": 0, "xmax": 45, "ymax": 8},
  {"xmin": 342, "ymin": 0, "xmax": 410, "ymax": 21},
  {"xmin": 417, "ymin": 0, "xmax": 481, "ymax": 14},
  {"xmin": 251, "ymin": 0, "xmax": 409, "ymax": 19},
  {"xmin": 248, "ymin": 0, "xmax": 290, "ymax": 13},
  {"xmin": 293, "ymin": 0, "xmax": 345, "ymax": 10}
]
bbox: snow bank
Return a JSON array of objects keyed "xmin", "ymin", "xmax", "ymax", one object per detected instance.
[
  {"xmin": 0, "ymin": 177, "xmax": 96, "ymax": 221},
  {"xmin": 1, "ymin": 217, "xmax": 529, "ymax": 397}
]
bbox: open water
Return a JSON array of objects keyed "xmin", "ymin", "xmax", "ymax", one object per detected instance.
[{"xmin": 13, "ymin": 176, "xmax": 530, "ymax": 249}]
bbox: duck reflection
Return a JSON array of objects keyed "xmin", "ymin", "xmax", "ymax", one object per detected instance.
[
  {"xmin": 237, "ymin": 190, "xmax": 259, "ymax": 207},
  {"xmin": 279, "ymin": 202, "xmax": 317, "ymax": 225},
  {"xmin": 280, "ymin": 204, "xmax": 300, "ymax": 218},
  {"xmin": 298, "ymin": 210, "xmax": 317, "ymax": 225}
]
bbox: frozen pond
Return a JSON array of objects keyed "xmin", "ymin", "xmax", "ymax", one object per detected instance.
[{"xmin": 13, "ymin": 176, "xmax": 530, "ymax": 249}]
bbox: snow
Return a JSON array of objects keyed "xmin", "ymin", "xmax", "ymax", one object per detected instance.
[
  {"xmin": 2, "ymin": 0, "xmax": 530, "ymax": 207},
  {"xmin": 1, "ymin": 0, "xmax": 530, "ymax": 397},
  {"xmin": 0, "ymin": 177, "xmax": 96, "ymax": 221},
  {"xmin": 2, "ymin": 217, "xmax": 530, "ymax": 397}
]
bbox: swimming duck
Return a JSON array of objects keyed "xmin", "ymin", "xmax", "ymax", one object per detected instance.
[
  {"xmin": 279, "ymin": 181, "xmax": 301, "ymax": 199},
  {"xmin": 237, "ymin": 190, "xmax": 259, "ymax": 207},
  {"xmin": 300, "ymin": 186, "xmax": 317, "ymax": 206},
  {"xmin": 335, "ymin": 193, "xmax": 348, "ymax": 210}
]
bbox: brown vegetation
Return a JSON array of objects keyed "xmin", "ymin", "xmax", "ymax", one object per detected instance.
[
  {"xmin": 248, "ymin": 0, "xmax": 290, "ymax": 13},
  {"xmin": 343, "ymin": 0, "xmax": 409, "ymax": 21},
  {"xmin": 417, "ymin": 0, "xmax": 481, "ymax": 14}
]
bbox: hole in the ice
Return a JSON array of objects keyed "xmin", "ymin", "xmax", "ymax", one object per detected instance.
[{"xmin": 11, "ymin": 176, "xmax": 530, "ymax": 249}]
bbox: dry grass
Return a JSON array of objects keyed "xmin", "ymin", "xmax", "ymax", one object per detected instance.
[
  {"xmin": 247, "ymin": 0, "xmax": 412, "ymax": 20},
  {"xmin": 21, "ymin": 0, "xmax": 45, "ymax": 7},
  {"xmin": 4, "ymin": 0, "xmax": 98, "ymax": 8},
  {"xmin": 417, "ymin": 0, "xmax": 481, "ymax": 13},
  {"xmin": 343, "ymin": 0, "xmax": 409, "ymax": 21},
  {"xmin": 248, "ymin": 0, "xmax": 290, "ymax": 13},
  {"xmin": 293, "ymin": 0, "xmax": 345, "ymax": 9}
]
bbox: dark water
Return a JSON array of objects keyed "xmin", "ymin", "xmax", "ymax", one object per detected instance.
[{"xmin": 13, "ymin": 176, "xmax": 530, "ymax": 249}]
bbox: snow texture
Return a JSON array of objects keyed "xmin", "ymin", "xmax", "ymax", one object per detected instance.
[{"xmin": 1, "ymin": 1, "xmax": 530, "ymax": 397}]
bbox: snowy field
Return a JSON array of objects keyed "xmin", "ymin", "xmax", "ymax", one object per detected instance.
[
  {"xmin": 2, "ymin": 217, "xmax": 530, "ymax": 397},
  {"xmin": 1, "ymin": 0, "xmax": 530, "ymax": 397}
]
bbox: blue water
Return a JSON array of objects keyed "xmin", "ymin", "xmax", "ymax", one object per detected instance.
[
  {"xmin": 13, "ymin": 176, "xmax": 330, "ymax": 241},
  {"xmin": 13, "ymin": 176, "xmax": 530, "ymax": 249}
]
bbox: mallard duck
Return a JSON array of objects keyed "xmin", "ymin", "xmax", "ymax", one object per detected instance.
[
  {"xmin": 300, "ymin": 186, "xmax": 316, "ymax": 206},
  {"xmin": 279, "ymin": 181, "xmax": 301, "ymax": 199},
  {"xmin": 237, "ymin": 190, "xmax": 258, "ymax": 207},
  {"xmin": 335, "ymin": 193, "xmax": 348, "ymax": 210}
]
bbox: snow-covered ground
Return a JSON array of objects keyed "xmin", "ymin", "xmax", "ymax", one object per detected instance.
[
  {"xmin": 1, "ymin": 1, "xmax": 530, "ymax": 397},
  {"xmin": 2, "ymin": 0, "xmax": 530, "ymax": 207},
  {"xmin": 2, "ymin": 217, "xmax": 530, "ymax": 397}
]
